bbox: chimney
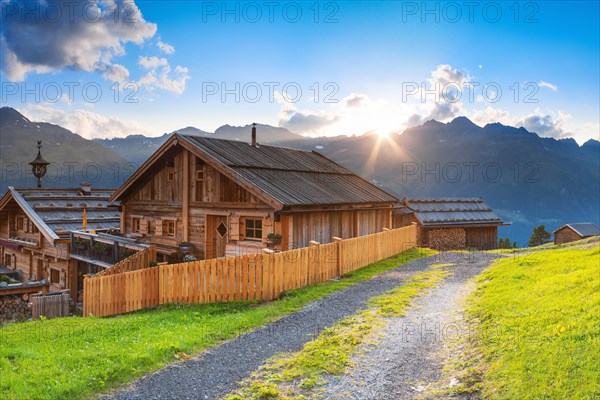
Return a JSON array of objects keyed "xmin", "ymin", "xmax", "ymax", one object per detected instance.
[
  {"xmin": 80, "ymin": 183, "xmax": 92, "ymax": 195},
  {"xmin": 251, "ymin": 122, "xmax": 257, "ymax": 147}
]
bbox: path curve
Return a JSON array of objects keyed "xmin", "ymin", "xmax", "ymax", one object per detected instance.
[
  {"xmin": 320, "ymin": 251, "xmax": 496, "ymax": 399},
  {"xmin": 104, "ymin": 253, "xmax": 442, "ymax": 400}
]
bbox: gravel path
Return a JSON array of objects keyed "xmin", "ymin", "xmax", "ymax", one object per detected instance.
[
  {"xmin": 319, "ymin": 251, "xmax": 497, "ymax": 400},
  {"xmin": 103, "ymin": 252, "xmax": 441, "ymax": 400}
]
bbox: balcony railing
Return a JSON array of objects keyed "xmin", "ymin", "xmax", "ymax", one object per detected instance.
[{"xmin": 70, "ymin": 231, "xmax": 149, "ymax": 268}]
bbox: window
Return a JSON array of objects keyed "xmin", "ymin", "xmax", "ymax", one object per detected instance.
[
  {"xmin": 195, "ymin": 168, "xmax": 204, "ymax": 201},
  {"xmin": 163, "ymin": 220, "xmax": 175, "ymax": 237},
  {"xmin": 244, "ymin": 218, "xmax": 262, "ymax": 240},
  {"xmin": 132, "ymin": 218, "xmax": 141, "ymax": 233},
  {"xmin": 16, "ymin": 216, "xmax": 24, "ymax": 231},
  {"xmin": 146, "ymin": 220, "xmax": 154, "ymax": 235},
  {"xmin": 167, "ymin": 171, "xmax": 175, "ymax": 182},
  {"xmin": 50, "ymin": 269, "xmax": 60, "ymax": 284}
]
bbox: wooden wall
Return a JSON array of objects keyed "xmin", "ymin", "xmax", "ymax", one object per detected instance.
[
  {"xmin": 121, "ymin": 146, "xmax": 394, "ymax": 259},
  {"xmin": 287, "ymin": 209, "xmax": 391, "ymax": 249},
  {"xmin": 0, "ymin": 201, "xmax": 71, "ymax": 292},
  {"xmin": 122, "ymin": 148, "xmax": 274, "ymax": 260},
  {"xmin": 554, "ymin": 227, "xmax": 582, "ymax": 245},
  {"xmin": 465, "ymin": 227, "xmax": 498, "ymax": 250}
]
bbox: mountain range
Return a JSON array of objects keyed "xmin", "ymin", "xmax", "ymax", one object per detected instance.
[{"xmin": 1, "ymin": 107, "xmax": 598, "ymax": 245}]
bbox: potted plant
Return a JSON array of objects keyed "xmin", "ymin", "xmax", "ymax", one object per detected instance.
[
  {"xmin": 183, "ymin": 254, "xmax": 197, "ymax": 262},
  {"xmin": 266, "ymin": 232, "xmax": 282, "ymax": 249}
]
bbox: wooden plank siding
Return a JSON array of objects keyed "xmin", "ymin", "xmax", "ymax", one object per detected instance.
[
  {"xmin": 119, "ymin": 147, "xmax": 395, "ymax": 261},
  {"xmin": 83, "ymin": 225, "xmax": 416, "ymax": 317}
]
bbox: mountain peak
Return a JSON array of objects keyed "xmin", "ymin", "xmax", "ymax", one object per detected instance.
[
  {"xmin": 0, "ymin": 106, "xmax": 30, "ymax": 124},
  {"xmin": 449, "ymin": 116, "xmax": 478, "ymax": 128}
]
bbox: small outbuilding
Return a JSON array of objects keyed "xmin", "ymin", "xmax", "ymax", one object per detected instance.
[
  {"xmin": 393, "ymin": 198, "xmax": 507, "ymax": 250},
  {"xmin": 553, "ymin": 223, "xmax": 600, "ymax": 245}
]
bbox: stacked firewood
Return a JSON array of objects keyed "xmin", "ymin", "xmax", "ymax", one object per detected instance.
[
  {"xmin": 0, "ymin": 295, "xmax": 30, "ymax": 323},
  {"xmin": 428, "ymin": 228, "xmax": 467, "ymax": 250}
]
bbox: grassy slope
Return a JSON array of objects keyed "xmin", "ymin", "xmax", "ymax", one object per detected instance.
[
  {"xmin": 467, "ymin": 244, "xmax": 600, "ymax": 398},
  {"xmin": 0, "ymin": 248, "xmax": 435, "ymax": 400}
]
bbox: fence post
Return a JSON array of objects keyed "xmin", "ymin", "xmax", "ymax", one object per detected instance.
[{"xmin": 332, "ymin": 237, "xmax": 342, "ymax": 279}]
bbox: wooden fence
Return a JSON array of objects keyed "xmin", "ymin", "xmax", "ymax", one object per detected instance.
[
  {"xmin": 84, "ymin": 225, "xmax": 417, "ymax": 317},
  {"xmin": 31, "ymin": 292, "xmax": 70, "ymax": 319},
  {"xmin": 94, "ymin": 245, "xmax": 157, "ymax": 277}
]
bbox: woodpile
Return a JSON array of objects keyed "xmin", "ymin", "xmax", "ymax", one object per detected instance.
[
  {"xmin": 428, "ymin": 228, "xmax": 467, "ymax": 250},
  {"xmin": 0, "ymin": 295, "xmax": 30, "ymax": 323}
]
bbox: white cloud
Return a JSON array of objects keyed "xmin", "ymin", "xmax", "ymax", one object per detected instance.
[
  {"xmin": 137, "ymin": 57, "xmax": 190, "ymax": 94},
  {"xmin": 1, "ymin": 0, "xmax": 156, "ymax": 81},
  {"xmin": 343, "ymin": 93, "xmax": 370, "ymax": 108},
  {"xmin": 538, "ymin": 81, "xmax": 558, "ymax": 91},
  {"xmin": 469, "ymin": 106, "xmax": 511, "ymax": 126},
  {"xmin": 100, "ymin": 63, "xmax": 130, "ymax": 82},
  {"xmin": 20, "ymin": 104, "xmax": 154, "ymax": 139},
  {"xmin": 408, "ymin": 64, "xmax": 472, "ymax": 124},
  {"xmin": 514, "ymin": 110, "xmax": 571, "ymax": 138},
  {"xmin": 139, "ymin": 56, "xmax": 169, "ymax": 69},
  {"xmin": 157, "ymin": 40, "xmax": 175, "ymax": 54}
]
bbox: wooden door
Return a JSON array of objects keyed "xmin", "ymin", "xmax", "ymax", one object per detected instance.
[{"xmin": 205, "ymin": 215, "xmax": 227, "ymax": 259}]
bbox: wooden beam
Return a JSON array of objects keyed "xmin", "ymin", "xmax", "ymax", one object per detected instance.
[
  {"xmin": 120, "ymin": 204, "xmax": 126, "ymax": 234},
  {"xmin": 182, "ymin": 149, "xmax": 190, "ymax": 242}
]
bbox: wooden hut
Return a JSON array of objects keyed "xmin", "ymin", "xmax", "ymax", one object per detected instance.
[
  {"xmin": 553, "ymin": 223, "xmax": 600, "ymax": 244},
  {"xmin": 393, "ymin": 198, "xmax": 506, "ymax": 250},
  {"xmin": 110, "ymin": 131, "xmax": 399, "ymax": 261},
  {"xmin": 0, "ymin": 186, "xmax": 120, "ymax": 297}
]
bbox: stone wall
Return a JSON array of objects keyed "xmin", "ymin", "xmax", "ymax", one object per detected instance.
[
  {"xmin": 0, "ymin": 295, "xmax": 30, "ymax": 324},
  {"xmin": 427, "ymin": 228, "xmax": 467, "ymax": 250}
]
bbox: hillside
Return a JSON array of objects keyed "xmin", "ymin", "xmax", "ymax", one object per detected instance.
[
  {"xmin": 3, "ymin": 107, "xmax": 597, "ymax": 245},
  {"xmin": 0, "ymin": 107, "xmax": 130, "ymax": 191},
  {"xmin": 459, "ymin": 241, "xmax": 600, "ymax": 398},
  {"xmin": 278, "ymin": 118, "xmax": 600, "ymax": 245}
]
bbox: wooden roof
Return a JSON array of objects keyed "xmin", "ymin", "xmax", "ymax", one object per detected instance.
[
  {"xmin": 111, "ymin": 134, "xmax": 398, "ymax": 208},
  {"xmin": 0, "ymin": 187, "xmax": 119, "ymax": 244},
  {"xmin": 400, "ymin": 198, "xmax": 505, "ymax": 227},
  {"xmin": 553, "ymin": 223, "xmax": 600, "ymax": 237}
]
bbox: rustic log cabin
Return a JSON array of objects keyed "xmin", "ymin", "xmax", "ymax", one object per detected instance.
[
  {"xmin": 110, "ymin": 127, "xmax": 399, "ymax": 261},
  {"xmin": 392, "ymin": 198, "xmax": 506, "ymax": 250},
  {"xmin": 0, "ymin": 185, "xmax": 121, "ymax": 296},
  {"xmin": 553, "ymin": 223, "xmax": 600, "ymax": 244}
]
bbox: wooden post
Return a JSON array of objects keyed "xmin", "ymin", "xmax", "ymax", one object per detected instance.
[
  {"xmin": 182, "ymin": 149, "xmax": 190, "ymax": 242},
  {"xmin": 332, "ymin": 237, "xmax": 342, "ymax": 279},
  {"xmin": 120, "ymin": 204, "xmax": 126, "ymax": 234}
]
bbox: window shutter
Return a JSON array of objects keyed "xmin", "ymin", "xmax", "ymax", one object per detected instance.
[
  {"xmin": 140, "ymin": 219, "xmax": 148, "ymax": 234},
  {"xmin": 155, "ymin": 220, "xmax": 163, "ymax": 236},
  {"xmin": 229, "ymin": 216, "xmax": 240, "ymax": 241},
  {"xmin": 262, "ymin": 218, "xmax": 273, "ymax": 244}
]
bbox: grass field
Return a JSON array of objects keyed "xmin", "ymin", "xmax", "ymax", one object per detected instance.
[
  {"xmin": 465, "ymin": 244, "xmax": 600, "ymax": 398},
  {"xmin": 0, "ymin": 248, "xmax": 434, "ymax": 400}
]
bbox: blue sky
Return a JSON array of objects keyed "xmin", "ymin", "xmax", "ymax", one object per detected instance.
[{"xmin": 1, "ymin": 1, "xmax": 598, "ymax": 143}]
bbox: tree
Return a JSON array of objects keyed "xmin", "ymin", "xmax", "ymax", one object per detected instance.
[
  {"xmin": 513, "ymin": 241, "xmax": 518, "ymax": 248},
  {"xmin": 528, "ymin": 225, "xmax": 551, "ymax": 247},
  {"xmin": 498, "ymin": 237, "xmax": 512, "ymax": 249}
]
